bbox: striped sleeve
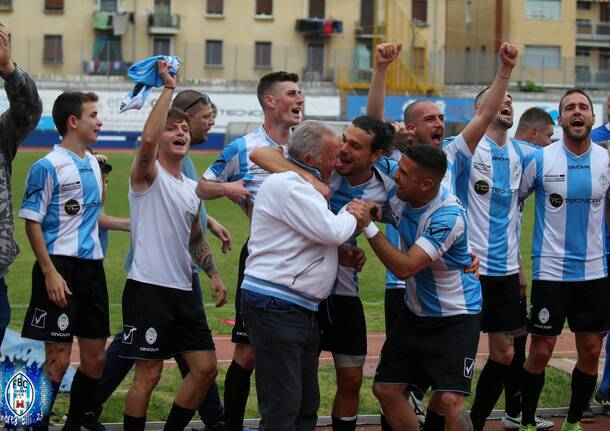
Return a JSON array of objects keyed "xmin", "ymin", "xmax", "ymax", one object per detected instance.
[
  {"xmin": 19, "ymin": 159, "xmax": 56, "ymax": 223},
  {"xmin": 203, "ymin": 137, "xmax": 249, "ymax": 182}
]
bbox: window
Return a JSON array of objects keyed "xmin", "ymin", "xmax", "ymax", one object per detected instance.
[
  {"xmin": 525, "ymin": 0, "xmax": 561, "ymax": 21},
  {"xmin": 524, "ymin": 45, "xmax": 560, "ymax": 69},
  {"xmin": 99, "ymin": 0, "xmax": 118, "ymax": 12},
  {"xmin": 480, "ymin": 46, "xmax": 487, "ymax": 69},
  {"xmin": 205, "ymin": 40, "xmax": 223, "ymax": 66},
  {"xmin": 359, "ymin": 0, "xmax": 374, "ymax": 34},
  {"xmin": 43, "ymin": 35, "xmax": 63, "ymax": 64},
  {"xmin": 154, "ymin": 0, "xmax": 171, "ymax": 14},
  {"xmin": 577, "ymin": 1, "xmax": 591, "ymax": 11},
  {"xmin": 306, "ymin": 43, "xmax": 324, "ymax": 78},
  {"xmin": 0, "ymin": 0, "xmax": 11, "ymax": 10},
  {"xmin": 45, "ymin": 0, "xmax": 63, "ymax": 12},
  {"xmin": 152, "ymin": 37, "xmax": 171, "ymax": 56},
  {"xmin": 412, "ymin": 0, "xmax": 427, "ymax": 23},
  {"xmin": 206, "ymin": 0, "xmax": 223, "ymax": 14},
  {"xmin": 256, "ymin": 0, "xmax": 272, "ymax": 16},
  {"xmin": 93, "ymin": 35, "xmax": 122, "ymax": 61},
  {"xmin": 309, "ymin": 0, "xmax": 324, "ymax": 18},
  {"xmin": 254, "ymin": 42, "xmax": 272, "ymax": 68}
]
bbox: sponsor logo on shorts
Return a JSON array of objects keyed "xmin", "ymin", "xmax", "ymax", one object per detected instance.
[
  {"xmin": 538, "ymin": 307, "xmax": 550, "ymax": 324},
  {"xmin": 474, "ymin": 180, "xmax": 489, "ymax": 195},
  {"xmin": 463, "ymin": 357, "xmax": 475, "ymax": 379},
  {"xmin": 64, "ymin": 199, "xmax": 80, "ymax": 216},
  {"xmin": 139, "ymin": 347, "xmax": 159, "ymax": 352},
  {"xmin": 50, "ymin": 332, "xmax": 70, "ymax": 337},
  {"xmin": 57, "ymin": 314, "xmax": 69, "ymax": 331},
  {"xmin": 145, "ymin": 327, "xmax": 157, "ymax": 345},
  {"xmin": 122, "ymin": 325, "xmax": 136, "ymax": 344},
  {"xmin": 31, "ymin": 309, "xmax": 47, "ymax": 329}
]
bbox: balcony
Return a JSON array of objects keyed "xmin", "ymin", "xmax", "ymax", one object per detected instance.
[
  {"xmin": 83, "ymin": 60, "xmax": 131, "ymax": 76},
  {"xmin": 295, "ymin": 19, "xmax": 343, "ymax": 38},
  {"xmin": 576, "ymin": 20, "xmax": 610, "ymax": 48},
  {"xmin": 148, "ymin": 13, "xmax": 180, "ymax": 35}
]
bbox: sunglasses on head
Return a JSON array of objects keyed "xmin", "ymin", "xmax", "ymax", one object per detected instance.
[{"xmin": 183, "ymin": 93, "xmax": 211, "ymax": 112}]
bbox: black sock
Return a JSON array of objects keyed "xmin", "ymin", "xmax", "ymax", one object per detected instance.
[
  {"xmin": 124, "ymin": 414, "xmax": 146, "ymax": 431},
  {"xmin": 567, "ymin": 366, "xmax": 597, "ymax": 424},
  {"xmin": 224, "ymin": 360, "xmax": 253, "ymax": 431},
  {"xmin": 164, "ymin": 402, "xmax": 196, "ymax": 431},
  {"xmin": 521, "ymin": 368, "xmax": 545, "ymax": 426},
  {"xmin": 380, "ymin": 413, "xmax": 393, "ymax": 431},
  {"xmin": 332, "ymin": 415, "xmax": 357, "ymax": 431},
  {"xmin": 470, "ymin": 359, "xmax": 510, "ymax": 430},
  {"xmin": 505, "ymin": 335, "xmax": 527, "ymax": 417},
  {"xmin": 423, "ymin": 410, "xmax": 445, "ymax": 431},
  {"xmin": 67, "ymin": 368, "xmax": 101, "ymax": 423}
]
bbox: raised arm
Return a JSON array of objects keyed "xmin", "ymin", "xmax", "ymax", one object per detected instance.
[
  {"xmin": 0, "ymin": 23, "xmax": 42, "ymax": 162},
  {"xmin": 366, "ymin": 42, "xmax": 402, "ymax": 121},
  {"xmin": 130, "ymin": 60, "xmax": 175, "ymax": 190},
  {"xmin": 461, "ymin": 42, "xmax": 519, "ymax": 153}
]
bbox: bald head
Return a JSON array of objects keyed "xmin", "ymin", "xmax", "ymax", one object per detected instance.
[{"xmin": 404, "ymin": 100, "xmax": 437, "ymax": 124}]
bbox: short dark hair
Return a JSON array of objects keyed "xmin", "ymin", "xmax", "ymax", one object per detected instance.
[
  {"xmin": 559, "ymin": 88, "xmax": 593, "ymax": 115},
  {"xmin": 474, "ymin": 86, "xmax": 491, "ymax": 109},
  {"xmin": 52, "ymin": 92, "xmax": 99, "ymax": 136},
  {"xmin": 404, "ymin": 99, "xmax": 436, "ymax": 123},
  {"xmin": 404, "ymin": 143, "xmax": 447, "ymax": 181},
  {"xmin": 167, "ymin": 107, "xmax": 190, "ymax": 127},
  {"xmin": 352, "ymin": 115, "xmax": 395, "ymax": 153},
  {"xmin": 516, "ymin": 107, "xmax": 554, "ymax": 134},
  {"xmin": 172, "ymin": 90, "xmax": 211, "ymax": 113},
  {"xmin": 256, "ymin": 71, "xmax": 299, "ymax": 106}
]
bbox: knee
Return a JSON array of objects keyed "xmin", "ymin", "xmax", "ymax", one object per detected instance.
[
  {"xmin": 135, "ymin": 367, "xmax": 162, "ymax": 392},
  {"xmin": 337, "ymin": 371, "xmax": 363, "ymax": 395},
  {"xmin": 527, "ymin": 343, "xmax": 553, "ymax": 371},
  {"xmin": 580, "ymin": 342, "xmax": 602, "ymax": 362},
  {"xmin": 82, "ymin": 350, "xmax": 106, "ymax": 376},
  {"xmin": 491, "ymin": 349, "xmax": 514, "ymax": 365},
  {"xmin": 190, "ymin": 360, "xmax": 218, "ymax": 383},
  {"xmin": 436, "ymin": 392, "xmax": 464, "ymax": 418},
  {"xmin": 373, "ymin": 383, "xmax": 397, "ymax": 405},
  {"xmin": 234, "ymin": 345, "xmax": 256, "ymax": 369}
]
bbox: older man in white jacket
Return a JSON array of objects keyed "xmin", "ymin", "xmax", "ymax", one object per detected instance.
[{"xmin": 240, "ymin": 120, "xmax": 371, "ymax": 431}]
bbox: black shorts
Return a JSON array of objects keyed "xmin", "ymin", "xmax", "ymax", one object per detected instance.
[
  {"xmin": 22, "ymin": 256, "xmax": 109, "ymax": 343},
  {"xmin": 527, "ymin": 278, "xmax": 610, "ymax": 337},
  {"xmin": 232, "ymin": 240, "xmax": 250, "ymax": 344},
  {"xmin": 318, "ymin": 295, "xmax": 367, "ymax": 357},
  {"xmin": 384, "ymin": 288, "xmax": 405, "ymax": 338},
  {"xmin": 374, "ymin": 307, "xmax": 481, "ymax": 395},
  {"xmin": 120, "ymin": 278, "xmax": 215, "ymax": 360},
  {"xmin": 479, "ymin": 274, "xmax": 521, "ymax": 333}
]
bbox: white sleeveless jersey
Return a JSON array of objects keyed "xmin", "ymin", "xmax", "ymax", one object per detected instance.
[
  {"xmin": 519, "ymin": 140, "xmax": 610, "ymax": 281},
  {"xmin": 128, "ymin": 161, "xmax": 200, "ymax": 290}
]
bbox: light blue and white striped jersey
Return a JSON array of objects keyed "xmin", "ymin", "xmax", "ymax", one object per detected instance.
[
  {"xmin": 519, "ymin": 140, "xmax": 610, "ymax": 281},
  {"xmin": 203, "ymin": 126, "xmax": 284, "ymax": 212},
  {"xmin": 19, "ymin": 145, "xmax": 104, "ymax": 259},
  {"xmin": 383, "ymin": 134, "xmax": 473, "ymax": 289},
  {"xmin": 329, "ymin": 156, "xmax": 398, "ymax": 296},
  {"xmin": 454, "ymin": 136, "xmax": 536, "ymax": 276},
  {"xmin": 393, "ymin": 186, "xmax": 482, "ymax": 317},
  {"xmin": 591, "ymin": 123, "xmax": 610, "ymax": 144}
]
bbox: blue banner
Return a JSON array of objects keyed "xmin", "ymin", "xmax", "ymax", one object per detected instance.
[{"xmin": 347, "ymin": 95, "xmax": 475, "ymax": 124}]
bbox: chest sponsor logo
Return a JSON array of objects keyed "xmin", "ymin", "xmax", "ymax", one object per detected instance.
[
  {"xmin": 59, "ymin": 181, "xmax": 81, "ymax": 193},
  {"xmin": 544, "ymin": 174, "xmax": 565, "ymax": 183},
  {"xmin": 64, "ymin": 199, "xmax": 80, "ymax": 215},
  {"xmin": 549, "ymin": 193, "xmax": 563, "ymax": 208},
  {"xmin": 474, "ymin": 180, "xmax": 489, "ymax": 195},
  {"xmin": 473, "ymin": 162, "xmax": 491, "ymax": 173},
  {"xmin": 568, "ymin": 165, "xmax": 590, "ymax": 170}
]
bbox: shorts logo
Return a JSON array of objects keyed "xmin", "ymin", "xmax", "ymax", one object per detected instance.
[
  {"xmin": 64, "ymin": 199, "xmax": 81, "ymax": 215},
  {"xmin": 31, "ymin": 308, "xmax": 47, "ymax": 329},
  {"xmin": 464, "ymin": 357, "xmax": 475, "ymax": 379},
  {"xmin": 57, "ymin": 313, "xmax": 69, "ymax": 331},
  {"xmin": 474, "ymin": 180, "xmax": 489, "ymax": 195},
  {"xmin": 145, "ymin": 327, "xmax": 157, "ymax": 345},
  {"xmin": 5, "ymin": 372, "xmax": 35, "ymax": 418},
  {"xmin": 122, "ymin": 325, "xmax": 136, "ymax": 344},
  {"xmin": 538, "ymin": 308, "xmax": 550, "ymax": 324},
  {"xmin": 549, "ymin": 193, "xmax": 563, "ymax": 208}
]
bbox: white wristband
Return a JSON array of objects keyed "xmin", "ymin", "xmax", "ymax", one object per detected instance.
[{"xmin": 363, "ymin": 222, "xmax": 379, "ymax": 239}]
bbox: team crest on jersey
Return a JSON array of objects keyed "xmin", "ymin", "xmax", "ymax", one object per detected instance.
[
  {"xmin": 549, "ymin": 193, "xmax": 563, "ymax": 208},
  {"xmin": 64, "ymin": 199, "xmax": 81, "ymax": 215},
  {"xmin": 57, "ymin": 314, "xmax": 69, "ymax": 331},
  {"xmin": 600, "ymin": 175, "xmax": 609, "ymax": 189},
  {"xmin": 474, "ymin": 180, "xmax": 489, "ymax": 195},
  {"xmin": 145, "ymin": 327, "xmax": 157, "ymax": 345},
  {"xmin": 5, "ymin": 372, "xmax": 35, "ymax": 418},
  {"xmin": 513, "ymin": 163, "xmax": 521, "ymax": 179},
  {"xmin": 538, "ymin": 308, "xmax": 550, "ymax": 324}
]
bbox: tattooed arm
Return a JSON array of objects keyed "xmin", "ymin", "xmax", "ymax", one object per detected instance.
[{"xmin": 189, "ymin": 212, "xmax": 228, "ymax": 307}]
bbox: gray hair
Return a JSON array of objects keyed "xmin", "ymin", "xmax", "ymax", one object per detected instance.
[{"xmin": 288, "ymin": 120, "xmax": 336, "ymax": 163}]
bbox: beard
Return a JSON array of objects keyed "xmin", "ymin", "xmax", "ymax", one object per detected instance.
[{"xmin": 562, "ymin": 123, "xmax": 592, "ymax": 143}]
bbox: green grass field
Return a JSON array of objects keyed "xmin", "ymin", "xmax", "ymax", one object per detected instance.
[
  {"xmin": 5, "ymin": 149, "xmax": 543, "ymax": 422},
  {"xmin": 5, "ymin": 149, "xmax": 535, "ymax": 334}
]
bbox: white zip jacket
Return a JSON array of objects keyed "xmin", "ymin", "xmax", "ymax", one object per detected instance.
[{"xmin": 242, "ymin": 171, "xmax": 358, "ymax": 310}]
